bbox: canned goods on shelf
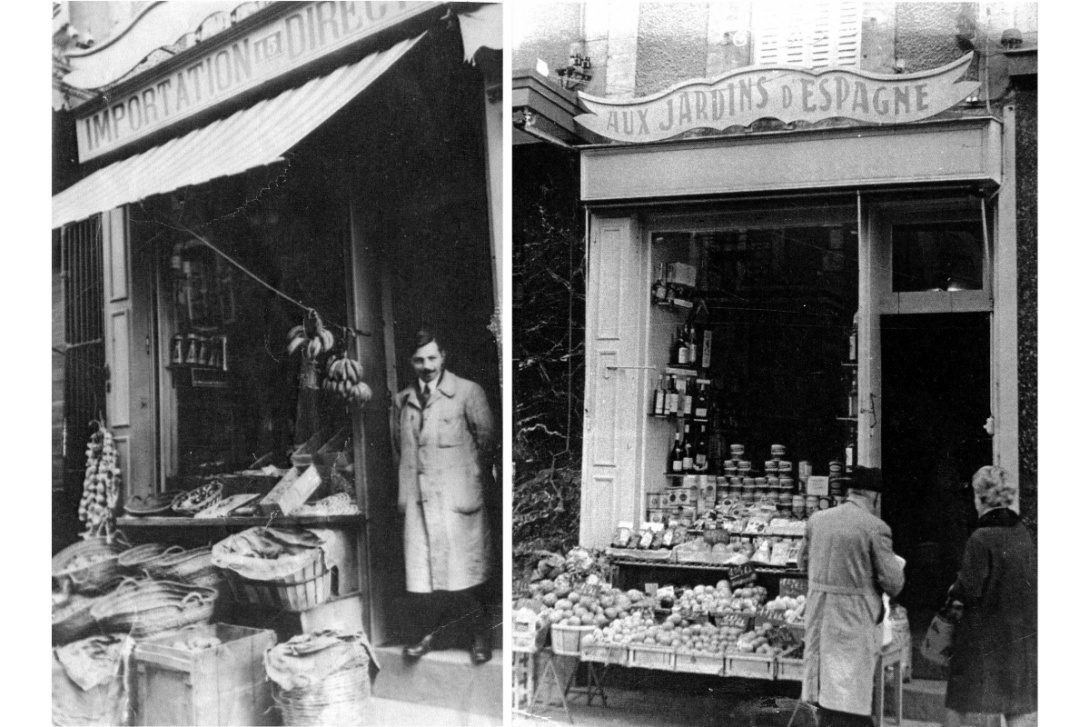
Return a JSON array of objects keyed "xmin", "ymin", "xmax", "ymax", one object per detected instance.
[
  {"xmin": 742, "ymin": 477, "xmax": 756, "ymax": 487},
  {"xmin": 737, "ymin": 460, "xmax": 752, "ymax": 473},
  {"xmin": 818, "ymin": 496, "xmax": 832, "ymax": 510},
  {"xmin": 766, "ymin": 476, "xmax": 780, "ymax": 489},
  {"xmin": 754, "ymin": 477, "xmax": 767, "ymax": 488},
  {"xmin": 778, "ymin": 461, "xmax": 793, "ymax": 474},
  {"xmin": 771, "ymin": 444, "xmax": 786, "ymax": 457},
  {"xmin": 779, "ymin": 477, "xmax": 795, "ymax": 492},
  {"xmin": 798, "ymin": 461, "xmax": 812, "ymax": 480},
  {"xmin": 730, "ymin": 444, "xmax": 745, "ymax": 456},
  {"xmin": 829, "ymin": 461, "xmax": 844, "ymax": 478}
]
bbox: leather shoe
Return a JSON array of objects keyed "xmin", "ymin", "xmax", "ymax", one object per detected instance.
[
  {"xmin": 403, "ymin": 633, "xmax": 434, "ymax": 660},
  {"xmin": 470, "ymin": 633, "xmax": 492, "ymax": 665}
]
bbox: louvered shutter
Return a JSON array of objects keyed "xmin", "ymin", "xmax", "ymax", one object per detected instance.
[{"xmin": 753, "ymin": 0, "xmax": 863, "ymax": 68}]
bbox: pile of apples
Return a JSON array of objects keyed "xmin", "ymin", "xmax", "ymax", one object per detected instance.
[
  {"xmin": 763, "ymin": 594, "xmax": 806, "ymax": 624},
  {"xmin": 526, "ymin": 575, "xmax": 651, "ymax": 629},
  {"xmin": 733, "ymin": 622, "xmax": 800, "ymax": 656}
]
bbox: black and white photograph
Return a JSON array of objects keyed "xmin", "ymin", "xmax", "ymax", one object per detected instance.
[
  {"xmin": 510, "ymin": 3, "xmax": 1041, "ymax": 726},
  {"xmin": 50, "ymin": 2, "xmax": 503, "ymax": 725}
]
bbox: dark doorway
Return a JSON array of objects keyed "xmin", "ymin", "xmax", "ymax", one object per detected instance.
[{"xmin": 880, "ymin": 313, "xmax": 991, "ymax": 613}]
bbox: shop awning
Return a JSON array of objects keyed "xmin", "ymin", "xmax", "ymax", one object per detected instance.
[{"xmin": 52, "ymin": 33, "xmax": 423, "ymax": 229}]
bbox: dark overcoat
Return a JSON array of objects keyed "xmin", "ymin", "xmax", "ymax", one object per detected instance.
[{"xmin": 946, "ymin": 507, "xmax": 1037, "ymax": 715}]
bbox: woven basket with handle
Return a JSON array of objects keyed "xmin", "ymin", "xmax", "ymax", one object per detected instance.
[
  {"xmin": 52, "ymin": 534, "xmax": 131, "ymax": 594},
  {"xmin": 91, "ymin": 578, "xmax": 217, "ymax": 638}
]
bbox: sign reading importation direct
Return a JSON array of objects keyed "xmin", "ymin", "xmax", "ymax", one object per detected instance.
[
  {"xmin": 576, "ymin": 54, "xmax": 980, "ymax": 143},
  {"xmin": 74, "ymin": 1, "xmax": 435, "ymax": 162}
]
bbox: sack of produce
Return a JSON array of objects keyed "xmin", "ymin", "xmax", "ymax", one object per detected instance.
[
  {"xmin": 52, "ymin": 634, "xmax": 133, "ymax": 726},
  {"xmin": 266, "ymin": 630, "xmax": 380, "ymax": 726}
]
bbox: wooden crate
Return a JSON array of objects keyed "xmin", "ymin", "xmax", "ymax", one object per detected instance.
[
  {"xmin": 675, "ymin": 650, "xmax": 726, "ymax": 675},
  {"xmin": 725, "ymin": 652, "xmax": 776, "ymax": 680},
  {"xmin": 776, "ymin": 646, "xmax": 805, "ymax": 682},
  {"xmin": 580, "ymin": 641, "xmax": 629, "ymax": 665},
  {"xmin": 628, "ymin": 644, "xmax": 676, "ymax": 671},
  {"xmin": 133, "ymin": 623, "xmax": 276, "ymax": 726}
]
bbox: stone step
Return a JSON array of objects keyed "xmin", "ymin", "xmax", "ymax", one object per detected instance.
[
  {"xmin": 366, "ymin": 695, "xmax": 502, "ymax": 726},
  {"xmin": 900, "ymin": 679, "xmax": 997, "ymax": 726},
  {"xmin": 371, "ymin": 645, "xmax": 503, "ymax": 722}
]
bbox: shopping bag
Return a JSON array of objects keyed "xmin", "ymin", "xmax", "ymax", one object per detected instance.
[{"xmin": 920, "ymin": 608, "xmax": 957, "ymax": 665}]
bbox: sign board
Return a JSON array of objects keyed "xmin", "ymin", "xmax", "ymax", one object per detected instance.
[
  {"xmin": 74, "ymin": 1, "xmax": 436, "ymax": 161},
  {"xmin": 725, "ymin": 563, "xmax": 756, "ymax": 588},
  {"xmin": 779, "ymin": 577, "xmax": 808, "ymax": 598},
  {"xmin": 576, "ymin": 53, "xmax": 980, "ymax": 144}
]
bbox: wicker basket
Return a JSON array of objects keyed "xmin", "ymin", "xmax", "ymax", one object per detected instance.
[
  {"xmin": 274, "ymin": 664, "xmax": 372, "ymax": 727},
  {"xmin": 226, "ymin": 563, "xmax": 333, "ymax": 612},
  {"xmin": 91, "ymin": 579, "xmax": 217, "ymax": 638},
  {"xmin": 550, "ymin": 624, "xmax": 595, "ymax": 656},
  {"xmin": 151, "ymin": 545, "xmax": 220, "ymax": 584},
  {"xmin": 118, "ymin": 543, "xmax": 172, "ymax": 575},
  {"xmin": 52, "ymin": 593, "xmax": 100, "ymax": 645},
  {"xmin": 171, "ymin": 482, "xmax": 224, "ymax": 517},
  {"xmin": 53, "ymin": 535, "xmax": 130, "ymax": 594}
]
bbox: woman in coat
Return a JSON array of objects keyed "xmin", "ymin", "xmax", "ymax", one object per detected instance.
[
  {"xmin": 945, "ymin": 465, "xmax": 1037, "ymax": 727},
  {"xmin": 395, "ymin": 330, "xmax": 496, "ymax": 664}
]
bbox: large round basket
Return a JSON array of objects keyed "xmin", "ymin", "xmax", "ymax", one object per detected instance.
[
  {"xmin": 91, "ymin": 579, "xmax": 217, "ymax": 639},
  {"xmin": 52, "ymin": 535, "xmax": 130, "ymax": 594},
  {"xmin": 52, "ymin": 593, "xmax": 100, "ymax": 645},
  {"xmin": 274, "ymin": 664, "xmax": 372, "ymax": 726}
]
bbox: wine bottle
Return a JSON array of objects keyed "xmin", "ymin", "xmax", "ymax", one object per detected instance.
[
  {"xmin": 676, "ymin": 327, "xmax": 689, "ymax": 366},
  {"xmin": 849, "ymin": 312, "xmax": 859, "ymax": 362},
  {"xmin": 686, "ymin": 324, "xmax": 698, "ymax": 365},
  {"xmin": 680, "ymin": 377, "xmax": 693, "ymax": 417},
  {"xmin": 693, "ymin": 381, "xmax": 708, "ymax": 420},
  {"xmin": 665, "ymin": 376, "xmax": 679, "ymax": 416},
  {"xmin": 652, "ymin": 263, "xmax": 667, "ymax": 304},
  {"xmin": 682, "ymin": 423, "xmax": 694, "ymax": 471},
  {"xmin": 669, "ymin": 433, "xmax": 684, "ymax": 473},
  {"xmin": 653, "ymin": 375, "xmax": 666, "ymax": 416},
  {"xmin": 694, "ymin": 427, "xmax": 708, "ymax": 472}
]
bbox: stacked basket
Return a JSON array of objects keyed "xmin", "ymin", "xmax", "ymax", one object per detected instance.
[
  {"xmin": 90, "ymin": 578, "xmax": 217, "ymax": 639},
  {"xmin": 52, "ymin": 536, "xmax": 130, "ymax": 595}
]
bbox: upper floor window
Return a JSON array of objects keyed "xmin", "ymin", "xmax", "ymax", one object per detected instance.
[{"xmin": 752, "ymin": 0, "xmax": 863, "ymax": 68}]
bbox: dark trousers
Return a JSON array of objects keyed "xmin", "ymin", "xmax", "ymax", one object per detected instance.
[
  {"xmin": 412, "ymin": 582, "xmax": 492, "ymax": 643},
  {"xmin": 817, "ymin": 705, "xmax": 875, "ymax": 727}
]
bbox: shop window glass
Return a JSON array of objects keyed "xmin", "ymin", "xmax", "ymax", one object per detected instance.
[
  {"xmin": 651, "ymin": 221, "xmax": 858, "ymax": 470},
  {"xmin": 143, "ymin": 178, "xmax": 353, "ymax": 482},
  {"xmin": 891, "ymin": 221, "xmax": 984, "ymax": 293}
]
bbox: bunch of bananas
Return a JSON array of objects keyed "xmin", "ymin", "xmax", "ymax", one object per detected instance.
[
  {"xmin": 287, "ymin": 310, "xmax": 335, "ymax": 360},
  {"xmin": 79, "ymin": 421, "xmax": 121, "ymax": 537},
  {"xmin": 323, "ymin": 354, "xmax": 373, "ymax": 406}
]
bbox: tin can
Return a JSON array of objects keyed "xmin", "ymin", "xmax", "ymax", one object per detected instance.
[
  {"xmin": 779, "ymin": 490, "xmax": 793, "ymax": 505},
  {"xmin": 778, "ymin": 460, "xmax": 793, "ymax": 474},
  {"xmin": 779, "ymin": 476, "xmax": 795, "ymax": 492},
  {"xmin": 764, "ymin": 460, "xmax": 779, "ymax": 473},
  {"xmin": 742, "ymin": 477, "xmax": 755, "ymax": 487},
  {"xmin": 818, "ymin": 496, "xmax": 832, "ymax": 510},
  {"xmin": 755, "ymin": 477, "xmax": 767, "ymax": 488},
  {"xmin": 829, "ymin": 461, "xmax": 844, "ymax": 478},
  {"xmin": 792, "ymin": 495, "xmax": 806, "ymax": 519},
  {"xmin": 729, "ymin": 476, "xmax": 743, "ymax": 487},
  {"xmin": 771, "ymin": 444, "xmax": 786, "ymax": 458},
  {"xmin": 830, "ymin": 477, "xmax": 847, "ymax": 496},
  {"xmin": 798, "ymin": 461, "xmax": 812, "ymax": 480},
  {"xmin": 767, "ymin": 475, "xmax": 780, "ymax": 490},
  {"xmin": 724, "ymin": 466, "xmax": 738, "ymax": 477},
  {"xmin": 737, "ymin": 460, "xmax": 752, "ymax": 473},
  {"xmin": 730, "ymin": 444, "xmax": 745, "ymax": 456},
  {"xmin": 806, "ymin": 496, "xmax": 819, "ymax": 516}
]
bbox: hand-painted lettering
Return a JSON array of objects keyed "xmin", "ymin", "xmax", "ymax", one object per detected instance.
[
  {"xmin": 694, "ymin": 91, "xmax": 708, "ymax": 121},
  {"xmin": 606, "ymin": 111, "xmax": 619, "ymax": 133},
  {"xmin": 214, "ymin": 50, "xmax": 232, "ymax": 91},
  {"xmin": 677, "ymin": 93, "xmax": 692, "ymax": 126},
  {"xmin": 894, "ymin": 86, "xmax": 911, "ymax": 115},
  {"xmin": 818, "ymin": 78, "xmax": 833, "ymax": 112},
  {"xmin": 800, "ymin": 78, "xmax": 816, "ymax": 112},
  {"xmin": 851, "ymin": 81, "xmax": 869, "ymax": 113},
  {"xmin": 232, "ymin": 40, "xmax": 252, "ymax": 82},
  {"xmin": 316, "ymin": 2, "xmax": 340, "ymax": 45},
  {"xmin": 637, "ymin": 108, "xmax": 650, "ymax": 134},
  {"xmin": 756, "ymin": 76, "xmax": 769, "ymax": 109},
  {"xmin": 659, "ymin": 98, "xmax": 674, "ymax": 131},
  {"xmin": 286, "ymin": 12, "xmax": 306, "ymax": 59},
  {"xmin": 915, "ymin": 83, "xmax": 930, "ymax": 111},
  {"xmin": 873, "ymin": 86, "xmax": 889, "ymax": 115},
  {"xmin": 142, "ymin": 88, "xmax": 159, "ymax": 124},
  {"xmin": 127, "ymin": 97, "xmax": 143, "ymax": 131}
]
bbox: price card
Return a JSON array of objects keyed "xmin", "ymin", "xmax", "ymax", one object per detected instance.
[
  {"xmin": 645, "ymin": 582, "xmax": 659, "ymax": 597},
  {"xmin": 779, "ymin": 577, "xmax": 808, "ymax": 598},
  {"xmin": 715, "ymin": 612, "xmax": 752, "ymax": 630},
  {"xmin": 806, "ymin": 476, "xmax": 830, "ymax": 497},
  {"xmin": 726, "ymin": 563, "xmax": 757, "ymax": 588}
]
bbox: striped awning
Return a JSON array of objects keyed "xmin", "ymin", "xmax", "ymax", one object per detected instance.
[{"xmin": 53, "ymin": 33, "xmax": 423, "ymax": 229}]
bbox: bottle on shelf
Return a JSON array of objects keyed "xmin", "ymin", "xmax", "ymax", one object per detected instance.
[
  {"xmin": 847, "ymin": 377, "xmax": 858, "ymax": 418},
  {"xmin": 669, "ymin": 432, "xmax": 684, "ymax": 473},
  {"xmin": 672, "ymin": 327, "xmax": 689, "ymax": 366},
  {"xmin": 682, "ymin": 423, "xmax": 694, "ymax": 472},
  {"xmin": 686, "ymin": 324, "xmax": 698, "ymax": 366},
  {"xmin": 844, "ymin": 427, "xmax": 856, "ymax": 470},
  {"xmin": 849, "ymin": 311, "xmax": 859, "ymax": 362},
  {"xmin": 652, "ymin": 263, "xmax": 668, "ymax": 304},
  {"xmin": 693, "ymin": 426, "xmax": 708, "ymax": 472},
  {"xmin": 679, "ymin": 377, "xmax": 693, "ymax": 417},
  {"xmin": 653, "ymin": 375, "xmax": 666, "ymax": 416},
  {"xmin": 693, "ymin": 381, "xmax": 709, "ymax": 420},
  {"xmin": 665, "ymin": 375, "xmax": 679, "ymax": 416}
]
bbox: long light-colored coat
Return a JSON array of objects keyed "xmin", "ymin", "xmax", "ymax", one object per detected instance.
[
  {"xmin": 395, "ymin": 371, "xmax": 494, "ymax": 593},
  {"xmin": 798, "ymin": 497, "xmax": 905, "ymax": 715}
]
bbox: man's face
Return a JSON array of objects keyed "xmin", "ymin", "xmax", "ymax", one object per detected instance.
[{"xmin": 411, "ymin": 341, "xmax": 445, "ymax": 383}]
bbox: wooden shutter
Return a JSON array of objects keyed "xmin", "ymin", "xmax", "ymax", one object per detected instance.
[
  {"xmin": 102, "ymin": 207, "xmax": 158, "ymax": 498},
  {"xmin": 581, "ymin": 215, "xmax": 648, "ymax": 548},
  {"xmin": 753, "ymin": 0, "xmax": 863, "ymax": 68}
]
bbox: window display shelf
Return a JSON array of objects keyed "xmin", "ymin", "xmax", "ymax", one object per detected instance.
[{"xmin": 117, "ymin": 514, "xmax": 364, "ymax": 529}]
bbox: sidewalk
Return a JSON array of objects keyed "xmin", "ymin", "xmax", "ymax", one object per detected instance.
[{"xmin": 513, "ymin": 683, "xmax": 942, "ymax": 727}]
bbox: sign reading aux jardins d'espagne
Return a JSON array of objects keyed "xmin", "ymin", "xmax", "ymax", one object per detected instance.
[
  {"xmin": 74, "ymin": 2, "xmax": 434, "ymax": 162},
  {"xmin": 575, "ymin": 54, "xmax": 980, "ymax": 143}
]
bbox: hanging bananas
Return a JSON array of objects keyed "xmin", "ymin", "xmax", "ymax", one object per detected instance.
[
  {"xmin": 286, "ymin": 310, "xmax": 335, "ymax": 360},
  {"xmin": 322, "ymin": 353, "xmax": 373, "ymax": 406}
]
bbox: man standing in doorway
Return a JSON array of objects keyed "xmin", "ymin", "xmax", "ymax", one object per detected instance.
[
  {"xmin": 396, "ymin": 329, "xmax": 495, "ymax": 664},
  {"xmin": 799, "ymin": 467, "xmax": 905, "ymax": 727}
]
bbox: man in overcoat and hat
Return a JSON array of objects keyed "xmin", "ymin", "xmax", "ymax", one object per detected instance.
[
  {"xmin": 799, "ymin": 466, "xmax": 905, "ymax": 727},
  {"xmin": 395, "ymin": 328, "xmax": 495, "ymax": 664}
]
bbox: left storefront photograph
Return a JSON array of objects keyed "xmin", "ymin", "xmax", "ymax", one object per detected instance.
[{"xmin": 51, "ymin": 2, "xmax": 503, "ymax": 725}]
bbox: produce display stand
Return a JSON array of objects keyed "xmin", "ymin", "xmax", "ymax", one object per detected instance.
[{"xmin": 525, "ymin": 647, "xmax": 575, "ymax": 725}]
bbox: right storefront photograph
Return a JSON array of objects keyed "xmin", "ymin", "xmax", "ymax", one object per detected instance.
[{"xmin": 511, "ymin": 3, "xmax": 1037, "ymax": 727}]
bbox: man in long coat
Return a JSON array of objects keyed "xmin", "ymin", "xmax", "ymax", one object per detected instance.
[
  {"xmin": 395, "ymin": 329, "xmax": 495, "ymax": 664},
  {"xmin": 799, "ymin": 467, "xmax": 905, "ymax": 727}
]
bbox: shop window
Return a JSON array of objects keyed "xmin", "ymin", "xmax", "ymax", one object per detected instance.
[
  {"xmin": 138, "ymin": 177, "xmax": 354, "ymax": 484},
  {"xmin": 648, "ymin": 217, "xmax": 859, "ymax": 482},
  {"xmin": 752, "ymin": 0, "xmax": 863, "ymax": 68},
  {"xmin": 891, "ymin": 221, "xmax": 984, "ymax": 292}
]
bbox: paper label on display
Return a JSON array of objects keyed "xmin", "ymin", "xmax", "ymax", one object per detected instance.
[
  {"xmin": 805, "ymin": 476, "xmax": 829, "ymax": 496},
  {"xmin": 779, "ymin": 577, "xmax": 808, "ymax": 597}
]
